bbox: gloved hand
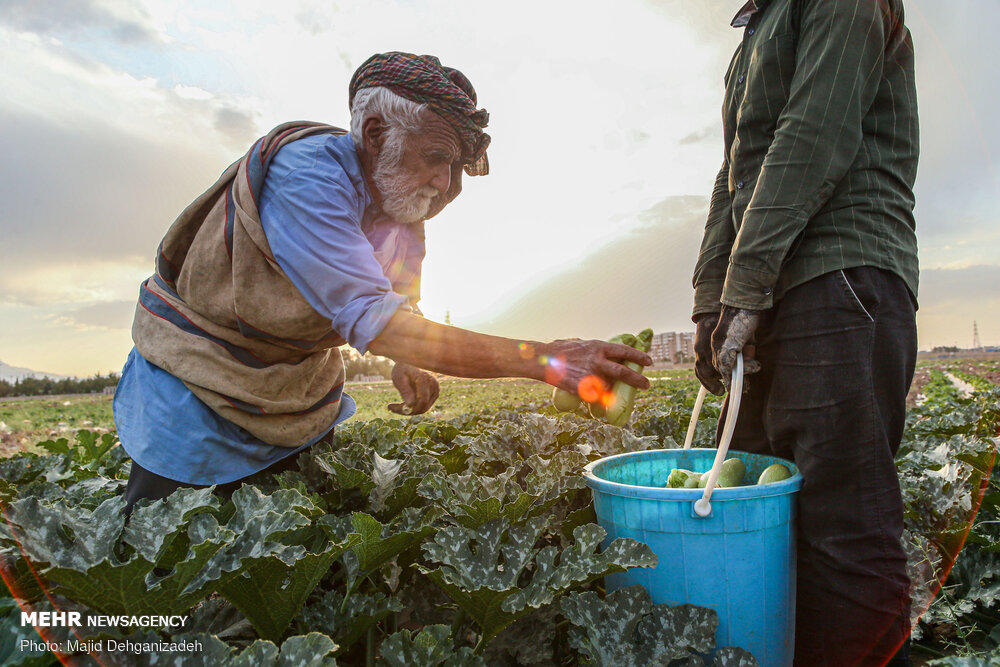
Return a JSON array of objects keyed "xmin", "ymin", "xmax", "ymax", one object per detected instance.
[
  {"xmin": 710, "ymin": 305, "xmax": 762, "ymax": 392},
  {"xmin": 694, "ymin": 312, "xmax": 724, "ymax": 395}
]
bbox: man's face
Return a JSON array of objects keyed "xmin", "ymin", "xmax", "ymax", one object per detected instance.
[{"xmin": 373, "ymin": 113, "xmax": 464, "ymax": 222}]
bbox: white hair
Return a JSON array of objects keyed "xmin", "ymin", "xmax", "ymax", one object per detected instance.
[{"xmin": 350, "ymin": 87, "xmax": 428, "ymax": 150}]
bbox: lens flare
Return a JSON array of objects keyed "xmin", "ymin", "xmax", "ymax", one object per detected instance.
[
  {"xmin": 542, "ymin": 355, "xmax": 569, "ymax": 385},
  {"xmin": 576, "ymin": 375, "xmax": 608, "ymax": 404},
  {"xmin": 518, "ymin": 342, "xmax": 534, "ymax": 360}
]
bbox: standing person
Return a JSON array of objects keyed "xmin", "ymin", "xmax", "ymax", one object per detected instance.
[
  {"xmin": 116, "ymin": 51, "xmax": 651, "ymax": 512},
  {"xmin": 691, "ymin": 2, "xmax": 919, "ymax": 665}
]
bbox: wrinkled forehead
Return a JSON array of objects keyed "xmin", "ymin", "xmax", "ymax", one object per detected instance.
[{"xmin": 410, "ymin": 112, "xmax": 462, "ymax": 156}]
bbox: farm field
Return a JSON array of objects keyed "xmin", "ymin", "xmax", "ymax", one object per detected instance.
[
  {"xmin": 0, "ymin": 373, "xmax": 692, "ymax": 454},
  {"xmin": 4, "ymin": 356, "xmax": 994, "ymax": 453},
  {"xmin": 0, "ymin": 357, "xmax": 997, "ymax": 665}
]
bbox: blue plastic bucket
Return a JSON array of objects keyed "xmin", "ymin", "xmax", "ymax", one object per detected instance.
[{"xmin": 583, "ymin": 447, "xmax": 802, "ymax": 667}]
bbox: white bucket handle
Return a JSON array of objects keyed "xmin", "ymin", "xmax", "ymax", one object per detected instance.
[{"xmin": 683, "ymin": 352, "xmax": 744, "ymax": 518}]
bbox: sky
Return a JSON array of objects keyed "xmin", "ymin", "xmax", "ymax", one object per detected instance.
[{"xmin": 0, "ymin": 1, "xmax": 997, "ymax": 377}]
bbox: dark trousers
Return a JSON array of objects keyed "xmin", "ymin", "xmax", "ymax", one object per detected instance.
[
  {"xmin": 122, "ymin": 450, "xmax": 307, "ymax": 516},
  {"xmin": 719, "ymin": 267, "xmax": 916, "ymax": 667}
]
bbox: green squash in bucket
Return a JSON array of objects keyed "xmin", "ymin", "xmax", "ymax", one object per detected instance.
[{"xmin": 698, "ymin": 457, "xmax": 746, "ymax": 488}]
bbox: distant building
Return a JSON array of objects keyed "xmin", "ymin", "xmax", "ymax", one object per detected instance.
[{"xmin": 651, "ymin": 331, "xmax": 696, "ymax": 363}]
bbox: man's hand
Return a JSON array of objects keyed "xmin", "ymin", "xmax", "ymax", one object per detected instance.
[
  {"xmin": 694, "ymin": 312, "xmax": 725, "ymax": 395},
  {"xmin": 711, "ymin": 305, "xmax": 762, "ymax": 392},
  {"xmin": 388, "ymin": 363, "xmax": 440, "ymax": 415},
  {"xmin": 544, "ymin": 338, "xmax": 652, "ymax": 397}
]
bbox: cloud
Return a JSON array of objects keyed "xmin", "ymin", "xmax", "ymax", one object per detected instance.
[
  {"xmin": 0, "ymin": 107, "xmax": 238, "ymax": 304},
  {"xmin": 0, "ymin": 25, "xmax": 264, "ymax": 306},
  {"xmin": 469, "ymin": 196, "xmax": 709, "ymax": 340},
  {"xmin": 679, "ymin": 124, "xmax": 719, "ymax": 146},
  {"xmin": 918, "ymin": 265, "xmax": 1000, "ymax": 306},
  {"xmin": 48, "ymin": 300, "xmax": 136, "ymax": 331},
  {"xmin": 916, "ymin": 265, "xmax": 1000, "ymax": 348},
  {"xmin": 214, "ymin": 106, "xmax": 261, "ymax": 145},
  {"xmin": 0, "ymin": 0, "xmax": 165, "ymax": 45}
]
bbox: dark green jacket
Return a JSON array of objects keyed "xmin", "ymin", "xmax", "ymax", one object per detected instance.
[{"xmin": 692, "ymin": 0, "xmax": 919, "ymax": 319}]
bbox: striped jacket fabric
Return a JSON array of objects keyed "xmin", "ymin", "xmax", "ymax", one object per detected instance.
[{"xmin": 693, "ymin": 0, "xmax": 919, "ymax": 319}]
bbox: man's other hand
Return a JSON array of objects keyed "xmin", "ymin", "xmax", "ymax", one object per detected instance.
[
  {"xmin": 711, "ymin": 306, "xmax": 762, "ymax": 392},
  {"xmin": 388, "ymin": 363, "xmax": 440, "ymax": 415},
  {"xmin": 694, "ymin": 312, "xmax": 725, "ymax": 395}
]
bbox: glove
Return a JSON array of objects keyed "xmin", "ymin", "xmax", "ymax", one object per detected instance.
[
  {"xmin": 710, "ymin": 305, "xmax": 762, "ymax": 392},
  {"xmin": 694, "ymin": 312, "xmax": 725, "ymax": 395}
]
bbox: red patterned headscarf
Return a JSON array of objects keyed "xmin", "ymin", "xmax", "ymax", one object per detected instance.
[{"xmin": 349, "ymin": 52, "xmax": 491, "ymax": 176}]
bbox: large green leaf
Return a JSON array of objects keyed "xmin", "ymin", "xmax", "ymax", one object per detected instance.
[
  {"xmin": 522, "ymin": 450, "xmax": 588, "ymax": 502},
  {"xmin": 0, "ymin": 596, "xmax": 57, "ymax": 667},
  {"xmin": 578, "ymin": 422, "xmax": 660, "ymax": 458},
  {"xmin": 182, "ymin": 597, "xmax": 253, "ymax": 640},
  {"xmin": 90, "ymin": 631, "xmax": 338, "ymax": 667},
  {"xmin": 419, "ymin": 518, "xmax": 656, "ymax": 645},
  {"xmin": 206, "ymin": 486, "xmax": 321, "ymax": 575},
  {"xmin": 327, "ymin": 510, "xmax": 437, "ymax": 594},
  {"xmin": 45, "ymin": 513, "xmax": 233, "ymax": 616},
  {"xmin": 4, "ymin": 496, "xmax": 125, "ymax": 570},
  {"xmin": 926, "ymin": 656, "xmax": 1000, "ymax": 667},
  {"xmin": 560, "ymin": 586, "xmax": 726, "ymax": 666},
  {"xmin": 299, "ymin": 588, "xmax": 403, "ymax": 653},
  {"xmin": 124, "ymin": 487, "xmax": 221, "ymax": 564},
  {"xmin": 711, "ymin": 646, "xmax": 762, "ymax": 667},
  {"xmin": 460, "ymin": 423, "xmax": 528, "ymax": 467},
  {"xmin": 503, "ymin": 524, "xmax": 658, "ymax": 610},
  {"xmin": 485, "ymin": 604, "xmax": 559, "ymax": 666},
  {"xmin": 219, "ymin": 531, "xmax": 359, "ymax": 642},
  {"xmin": 377, "ymin": 625, "xmax": 485, "ymax": 667},
  {"xmin": 0, "ymin": 545, "xmax": 45, "ymax": 603},
  {"xmin": 2, "ymin": 487, "xmax": 340, "ymax": 620},
  {"xmin": 418, "ymin": 469, "xmax": 538, "ymax": 529}
]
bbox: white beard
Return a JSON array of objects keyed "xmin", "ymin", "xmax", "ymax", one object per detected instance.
[{"xmin": 372, "ymin": 130, "xmax": 439, "ymax": 222}]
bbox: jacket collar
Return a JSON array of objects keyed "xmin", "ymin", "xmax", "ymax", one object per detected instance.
[{"xmin": 731, "ymin": 0, "xmax": 771, "ymax": 28}]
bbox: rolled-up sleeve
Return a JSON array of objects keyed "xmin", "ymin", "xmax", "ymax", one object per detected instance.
[{"xmin": 259, "ymin": 139, "xmax": 411, "ymax": 354}]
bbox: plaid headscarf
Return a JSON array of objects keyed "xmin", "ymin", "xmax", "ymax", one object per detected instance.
[{"xmin": 349, "ymin": 52, "xmax": 491, "ymax": 176}]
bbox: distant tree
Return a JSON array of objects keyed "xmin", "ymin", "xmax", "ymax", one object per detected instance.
[
  {"xmin": 1, "ymin": 372, "xmax": 120, "ymax": 397},
  {"xmin": 341, "ymin": 349, "xmax": 394, "ymax": 380}
]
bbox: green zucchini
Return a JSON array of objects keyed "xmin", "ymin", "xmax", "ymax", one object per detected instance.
[
  {"xmin": 757, "ymin": 463, "xmax": 792, "ymax": 485},
  {"xmin": 698, "ymin": 457, "xmax": 746, "ymax": 488},
  {"xmin": 552, "ymin": 387, "xmax": 582, "ymax": 412},
  {"xmin": 604, "ymin": 328, "xmax": 654, "ymax": 427},
  {"xmin": 666, "ymin": 468, "xmax": 701, "ymax": 488}
]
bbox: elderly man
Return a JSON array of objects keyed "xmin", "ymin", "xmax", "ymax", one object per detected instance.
[
  {"xmin": 115, "ymin": 52, "xmax": 650, "ymax": 510},
  {"xmin": 692, "ymin": 2, "xmax": 918, "ymax": 666}
]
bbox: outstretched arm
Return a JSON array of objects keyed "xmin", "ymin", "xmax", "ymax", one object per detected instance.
[{"xmin": 368, "ymin": 310, "xmax": 652, "ymax": 394}]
